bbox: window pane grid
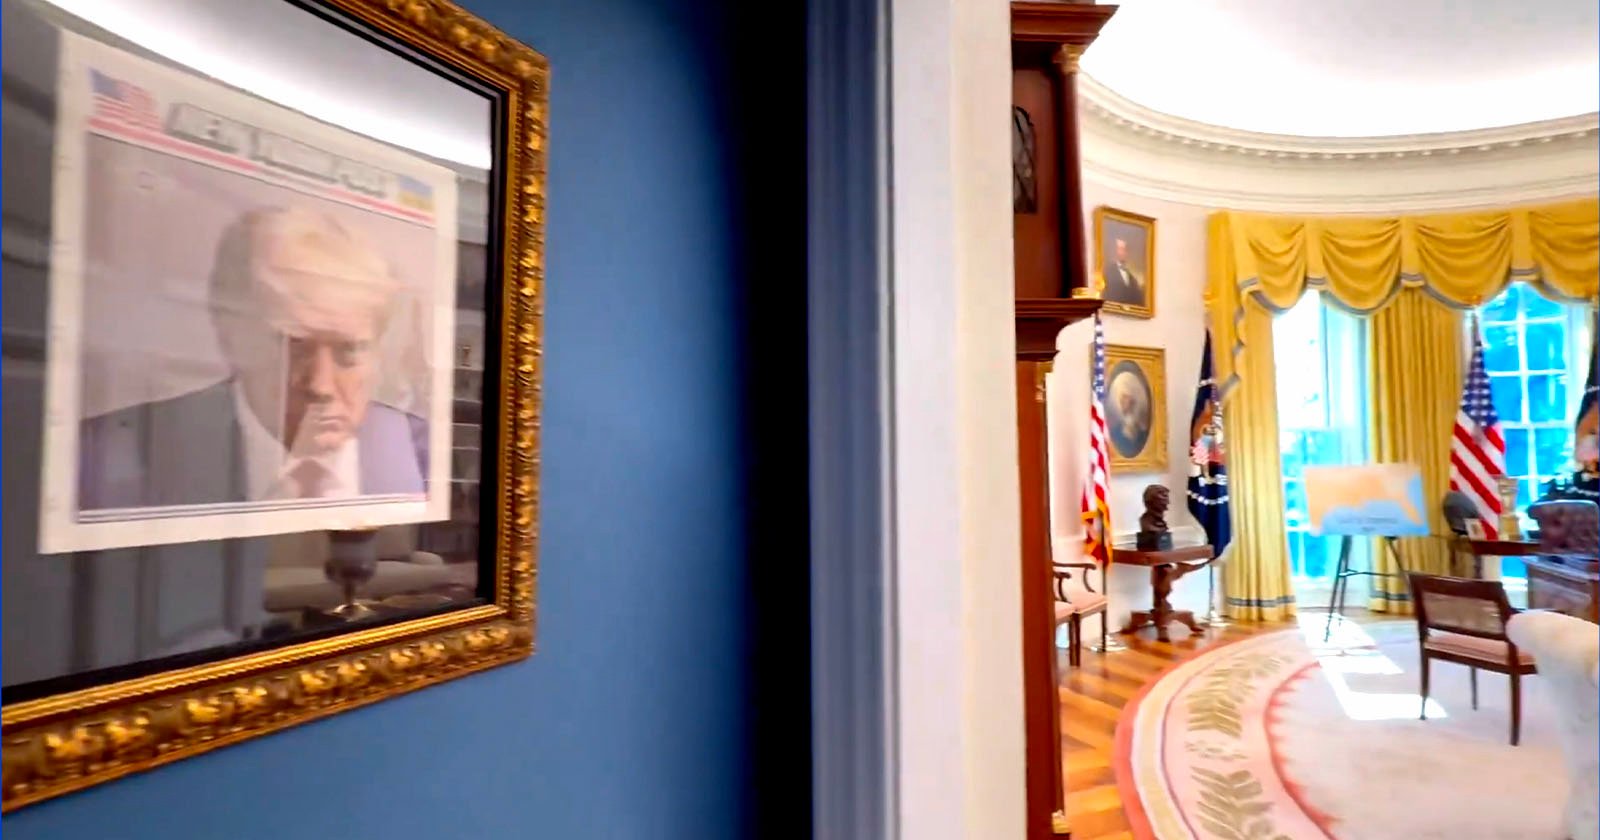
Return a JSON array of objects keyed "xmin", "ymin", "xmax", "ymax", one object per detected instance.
[{"xmin": 1476, "ymin": 285, "xmax": 1583, "ymax": 578}]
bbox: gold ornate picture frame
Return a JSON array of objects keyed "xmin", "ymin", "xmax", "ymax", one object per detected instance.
[
  {"xmin": 1100, "ymin": 343, "xmax": 1167, "ymax": 472},
  {"xmin": 1093, "ymin": 206, "xmax": 1157, "ymax": 319},
  {"xmin": 1, "ymin": 0, "xmax": 545, "ymax": 810}
]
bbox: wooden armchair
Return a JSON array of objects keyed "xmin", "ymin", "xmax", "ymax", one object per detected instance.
[
  {"xmin": 1053, "ymin": 562, "xmax": 1108, "ymax": 667},
  {"xmin": 1408, "ymin": 573, "xmax": 1537, "ymax": 745}
]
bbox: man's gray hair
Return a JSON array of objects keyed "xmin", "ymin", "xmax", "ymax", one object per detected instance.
[{"xmin": 208, "ymin": 206, "xmax": 401, "ymax": 333}]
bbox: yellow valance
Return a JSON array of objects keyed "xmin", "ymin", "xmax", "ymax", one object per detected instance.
[
  {"xmin": 1215, "ymin": 198, "xmax": 1598, "ymax": 314},
  {"xmin": 1207, "ymin": 198, "xmax": 1600, "ymax": 392}
]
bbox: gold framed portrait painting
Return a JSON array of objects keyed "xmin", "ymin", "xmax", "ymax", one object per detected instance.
[
  {"xmin": 1, "ymin": 0, "xmax": 545, "ymax": 810},
  {"xmin": 1100, "ymin": 344, "xmax": 1167, "ymax": 472},
  {"xmin": 1093, "ymin": 206, "xmax": 1156, "ymax": 319}
]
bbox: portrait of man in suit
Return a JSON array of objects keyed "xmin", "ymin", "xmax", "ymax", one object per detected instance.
[
  {"xmin": 1102, "ymin": 237, "xmax": 1145, "ymax": 305},
  {"xmin": 76, "ymin": 206, "xmax": 429, "ymax": 512},
  {"xmin": 1094, "ymin": 207, "xmax": 1155, "ymax": 318}
]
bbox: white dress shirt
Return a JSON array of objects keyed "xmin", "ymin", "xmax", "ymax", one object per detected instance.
[{"xmin": 232, "ymin": 383, "xmax": 360, "ymax": 501}]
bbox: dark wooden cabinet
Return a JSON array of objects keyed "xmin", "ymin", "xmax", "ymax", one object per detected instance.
[
  {"xmin": 1525, "ymin": 556, "xmax": 1600, "ymax": 624},
  {"xmin": 1011, "ymin": 3, "xmax": 1117, "ymax": 838}
]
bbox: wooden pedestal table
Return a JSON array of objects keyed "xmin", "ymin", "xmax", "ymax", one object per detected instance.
[{"xmin": 1115, "ymin": 544, "xmax": 1216, "ymax": 642}]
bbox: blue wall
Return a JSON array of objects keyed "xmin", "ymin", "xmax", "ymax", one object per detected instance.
[{"xmin": 3, "ymin": 1, "xmax": 797, "ymax": 836}]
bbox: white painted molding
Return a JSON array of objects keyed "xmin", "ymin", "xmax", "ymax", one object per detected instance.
[{"xmin": 1076, "ymin": 72, "xmax": 1600, "ymax": 213}]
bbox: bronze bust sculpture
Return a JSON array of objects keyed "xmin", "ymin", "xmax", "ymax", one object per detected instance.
[{"xmin": 1137, "ymin": 484, "xmax": 1173, "ymax": 550}]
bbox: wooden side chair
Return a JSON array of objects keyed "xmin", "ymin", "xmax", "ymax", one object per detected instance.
[
  {"xmin": 1053, "ymin": 562, "xmax": 1108, "ymax": 667},
  {"xmin": 1408, "ymin": 573, "xmax": 1537, "ymax": 745}
]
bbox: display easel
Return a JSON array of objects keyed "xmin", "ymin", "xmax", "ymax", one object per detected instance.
[
  {"xmin": 1300, "ymin": 463, "xmax": 1430, "ymax": 643},
  {"xmin": 1321, "ymin": 534, "xmax": 1408, "ymax": 642}
]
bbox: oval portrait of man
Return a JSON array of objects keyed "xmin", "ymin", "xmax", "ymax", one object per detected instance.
[{"xmin": 1106, "ymin": 359, "xmax": 1153, "ymax": 458}]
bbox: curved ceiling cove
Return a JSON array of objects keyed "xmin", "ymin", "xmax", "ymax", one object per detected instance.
[{"xmin": 1081, "ymin": 0, "xmax": 1600, "ymax": 137}]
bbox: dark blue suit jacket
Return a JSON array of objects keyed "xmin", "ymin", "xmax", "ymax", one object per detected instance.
[{"xmin": 77, "ymin": 382, "xmax": 428, "ymax": 511}]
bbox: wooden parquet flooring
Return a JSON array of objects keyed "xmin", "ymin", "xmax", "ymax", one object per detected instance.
[{"xmin": 1058, "ymin": 621, "xmax": 1290, "ymax": 840}]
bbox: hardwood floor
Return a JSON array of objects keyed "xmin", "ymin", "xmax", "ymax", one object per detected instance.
[{"xmin": 1058, "ymin": 620, "xmax": 1290, "ymax": 840}]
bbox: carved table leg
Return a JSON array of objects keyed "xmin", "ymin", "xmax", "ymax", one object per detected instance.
[
  {"xmin": 1121, "ymin": 564, "xmax": 1176, "ymax": 640},
  {"xmin": 1149, "ymin": 564, "xmax": 1176, "ymax": 642},
  {"xmin": 1121, "ymin": 561, "xmax": 1211, "ymax": 642},
  {"xmin": 1119, "ymin": 610, "xmax": 1154, "ymax": 636},
  {"xmin": 1169, "ymin": 610, "xmax": 1204, "ymax": 638},
  {"xmin": 1162, "ymin": 561, "xmax": 1210, "ymax": 641}
]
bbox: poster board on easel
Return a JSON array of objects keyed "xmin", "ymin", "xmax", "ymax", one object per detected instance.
[
  {"xmin": 1301, "ymin": 463, "xmax": 1429, "ymax": 641},
  {"xmin": 1302, "ymin": 463, "xmax": 1430, "ymax": 537}
]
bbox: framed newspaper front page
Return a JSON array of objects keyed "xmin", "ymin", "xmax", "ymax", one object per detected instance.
[
  {"xmin": 42, "ymin": 32, "xmax": 460, "ymax": 554},
  {"xmin": 1, "ymin": 0, "xmax": 544, "ymax": 809}
]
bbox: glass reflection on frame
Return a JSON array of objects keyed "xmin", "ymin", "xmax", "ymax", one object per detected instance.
[
  {"xmin": 0, "ymin": 0, "xmax": 540, "ymax": 771},
  {"xmin": 2, "ymin": 0, "xmax": 502, "ymax": 701}
]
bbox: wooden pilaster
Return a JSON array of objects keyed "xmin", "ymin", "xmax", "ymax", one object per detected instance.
[{"xmin": 1011, "ymin": 4, "xmax": 1117, "ymax": 838}]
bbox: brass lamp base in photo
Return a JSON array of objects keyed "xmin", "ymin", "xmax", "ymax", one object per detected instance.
[
  {"xmin": 325, "ymin": 528, "xmax": 382, "ymax": 622},
  {"xmin": 1497, "ymin": 477, "xmax": 1522, "ymax": 540}
]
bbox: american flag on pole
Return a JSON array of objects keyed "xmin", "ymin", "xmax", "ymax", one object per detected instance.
[
  {"xmin": 1449, "ymin": 320, "xmax": 1506, "ymax": 537},
  {"xmin": 1081, "ymin": 313, "xmax": 1113, "ymax": 566},
  {"xmin": 90, "ymin": 69, "xmax": 164, "ymax": 132}
]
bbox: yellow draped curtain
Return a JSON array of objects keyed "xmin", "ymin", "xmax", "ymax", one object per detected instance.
[
  {"xmin": 1366, "ymin": 291, "xmax": 1463, "ymax": 613},
  {"xmin": 1206, "ymin": 198, "xmax": 1600, "ymax": 618}
]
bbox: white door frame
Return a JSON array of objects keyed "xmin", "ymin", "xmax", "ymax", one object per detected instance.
[{"xmin": 808, "ymin": 0, "xmax": 1024, "ymax": 836}]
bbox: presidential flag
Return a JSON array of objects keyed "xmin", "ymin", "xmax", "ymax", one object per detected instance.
[
  {"xmin": 1449, "ymin": 321, "xmax": 1507, "ymax": 536},
  {"xmin": 1081, "ymin": 313, "xmax": 1113, "ymax": 566},
  {"xmin": 1186, "ymin": 331, "xmax": 1231, "ymax": 556}
]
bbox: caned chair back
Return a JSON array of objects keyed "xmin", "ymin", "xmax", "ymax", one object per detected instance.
[{"xmin": 1407, "ymin": 573, "xmax": 1515, "ymax": 641}]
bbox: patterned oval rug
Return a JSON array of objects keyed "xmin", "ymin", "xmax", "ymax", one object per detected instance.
[{"xmin": 1115, "ymin": 618, "xmax": 1569, "ymax": 840}]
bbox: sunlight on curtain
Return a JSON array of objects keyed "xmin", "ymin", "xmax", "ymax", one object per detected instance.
[
  {"xmin": 1368, "ymin": 291, "xmax": 1464, "ymax": 612},
  {"xmin": 1274, "ymin": 292, "xmax": 1369, "ymax": 602}
]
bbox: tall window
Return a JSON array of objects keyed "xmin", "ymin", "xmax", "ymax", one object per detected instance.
[
  {"xmin": 1275, "ymin": 292, "xmax": 1369, "ymax": 595},
  {"xmin": 1476, "ymin": 284, "xmax": 1593, "ymax": 578}
]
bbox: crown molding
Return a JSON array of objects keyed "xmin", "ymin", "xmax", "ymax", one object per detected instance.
[
  {"xmin": 1078, "ymin": 73, "xmax": 1599, "ymax": 157},
  {"xmin": 1076, "ymin": 72, "xmax": 1600, "ymax": 213}
]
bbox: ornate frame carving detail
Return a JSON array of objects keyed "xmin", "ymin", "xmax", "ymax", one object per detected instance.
[
  {"xmin": 1098, "ymin": 343, "xmax": 1167, "ymax": 474},
  {"xmin": 1, "ymin": 0, "xmax": 547, "ymax": 811}
]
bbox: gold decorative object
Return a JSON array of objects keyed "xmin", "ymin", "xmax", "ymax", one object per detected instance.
[
  {"xmin": 1, "ymin": 0, "xmax": 545, "ymax": 811},
  {"xmin": 1052, "ymin": 43, "xmax": 1085, "ymax": 75},
  {"xmin": 3, "ymin": 618, "xmax": 531, "ymax": 808},
  {"xmin": 325, "ymin": 528, "xmax": 383, "ymax": 621},
  {"xmin": 1098, "ymin": 343, "xmax": 1168, "ymax": 472},
  {"xmin": 1497, "ymin": 476, "xmax": 1522, "ymax": 540}
]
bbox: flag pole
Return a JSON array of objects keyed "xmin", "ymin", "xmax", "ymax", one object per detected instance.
[
  {"xmin": 1088, "ymin": 509, "xmax": 1126, "ymax": 654},
  {"xmin": 1204, "ymin": 557, "xmax": 1229, "ymax": 629},
  {"xmin": 1084, "ymin": 311, "xmax": 1125, "ymax": 653},
  {"xmin": 1204, "ymin": 370, "xmax": 1228, "ymax": 629}
]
